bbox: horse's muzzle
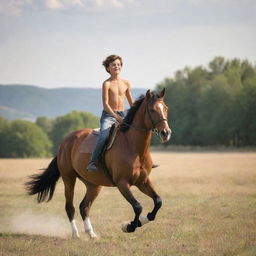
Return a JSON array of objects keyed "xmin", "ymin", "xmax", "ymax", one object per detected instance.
[{"xmin": 159, "ymin": 129, "xmax": 171, "ymax": 143}]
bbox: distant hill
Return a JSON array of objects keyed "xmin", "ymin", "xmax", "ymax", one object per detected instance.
[
  {"xmin": 0, "ymin": 84, "xmax": 147, "ymax": 120},
  {"xmin": 0, "ymin": 106, "xmax": 35, "ymax": 120}
]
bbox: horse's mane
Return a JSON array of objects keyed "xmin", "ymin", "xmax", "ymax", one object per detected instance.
[
  {"xmin": 120, "ymin": 95, "xmax": 145, "ymax": 132},
  {"xmin": 120, "ymin": 91, "xmax": 160, "ymax": 133}
]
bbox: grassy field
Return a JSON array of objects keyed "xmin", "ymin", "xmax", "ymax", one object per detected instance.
[{"xmin": 0, "ymin": 152, "xmax": 256, "ymax": 256}]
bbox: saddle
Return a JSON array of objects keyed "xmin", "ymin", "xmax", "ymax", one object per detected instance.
[{"xmin": 81, "ymin": 122, "xmax": 119, "ymax": 154}]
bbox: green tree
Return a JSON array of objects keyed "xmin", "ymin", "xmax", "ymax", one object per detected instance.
[
  {"xmin": 0, "ymin": 120, "xmax": 52, "ymax": 158},
  {"xmin": 197, "ymin": 74, "xmax": 233, "ymax": 145},
  {"xmin": 36, "ymin": 116, "xmax": 53, "ymax": 135},
  {"xmin": 0, "ymin": 117, "xmax": 10, "ymax": 156},
  {"xmin": 157, "ymin": 57, "xmax": 256, "ymax": 147},
  {"xmin": 50, "ymin": 111, "xmax": 99, "ymax": 154},
  {"xmin": 233, "ymin": 80, "xmax": 256, "ymax": 146},
  {"xmin": 0, "ymin": 117, "xmax": 9, "ymax": 130},
  {"xmin": 209, "ymin": 56, "xmax": 225, "ymax": 75}
]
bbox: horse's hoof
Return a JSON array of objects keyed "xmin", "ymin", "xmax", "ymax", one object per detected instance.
[
  {"xmin": 121, "ymin": 221, "xmax": 130, "ymax": 232},
  {"xmin": 72, "ymin": 233, "xmax": 80, "ymax": 239},
  {"xmin": 139, "ymin": 216, "xmax": 150, "ymax": 226},
  {"xmin": 89, "ymin": 232, "xmax": 97, "ymax": 239}
]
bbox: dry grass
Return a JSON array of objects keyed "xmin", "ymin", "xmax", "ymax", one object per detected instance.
[{"xmin": 0, "ymin": 153, "xmax": 256, "ymax": 256}]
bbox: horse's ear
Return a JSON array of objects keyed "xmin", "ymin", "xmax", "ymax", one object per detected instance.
[
  {"xmin": 159, "ymin": 88, "xmax": 166, "ymax": 99},
  {"xmin": 146, "ymin": 89, "xmax": 152, "ymax": 100}
]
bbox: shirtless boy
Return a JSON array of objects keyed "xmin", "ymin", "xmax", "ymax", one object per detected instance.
[{"xmin": 87, "ymin": 55, "xmax": 134, "ymax": 171}]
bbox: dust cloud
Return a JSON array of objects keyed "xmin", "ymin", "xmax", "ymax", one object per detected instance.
[{"xmin": 1, "ymin": 210, "xmax": 72, "ymax": 238}]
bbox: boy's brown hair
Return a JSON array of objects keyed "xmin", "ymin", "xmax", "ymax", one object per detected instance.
[{"xmin": 102, "ymin": 55, "xmax": 123, "ymax": 73}]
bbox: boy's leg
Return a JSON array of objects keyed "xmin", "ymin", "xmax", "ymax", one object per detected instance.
[
  {"xmin": 87, "ymin": 128, "xmax": 110, "ymax": 170},
  {"xmin": 87, "ymin": 112, "xmax": 115, "ymax": 171}
]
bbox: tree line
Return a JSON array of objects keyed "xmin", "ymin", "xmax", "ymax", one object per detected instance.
[
  {"xmin": 0, "ymin": 111, "xmax": 99, "ymax": 158},
  {"xmin": 155, "ymin": 57, "xmax": 256, "ymax": 147},
  {"xmin": 0, "ymin": 57, "xmax": 255, "ymax": 158}
]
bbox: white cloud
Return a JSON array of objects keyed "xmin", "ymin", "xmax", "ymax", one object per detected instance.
[
  {"xmin": 45, "ymin": 0, "xmax": 135, "ymax": 10},
  {"xmin": 1, "ymin": 0, "xmax": 255, "ymax": 15},
  {"xmin": 110, "ymin": 0, "xmax": 123, "ymax": 8},
  {"xmin": 46, "ymin": 0, "xmax": 86, "ymax": 9},
  {"xmin": 46, "ymin": 0, "xmax": 63, "ymax": 9},
  {"xmin": 188, "ymin": 0, "xmax": 254, "ymax": 6},
  {"xmin": 0, "ymin": 0, "xmax": 33, "ymax": 15},
  {"xmin": 72, "ymin": 0, "xmax": 84, "ymax": 6},
  {"xmin": 0, "ymin": 0, "xmax": 136, "ymax": 14},
  {"xmin": 82, "ymin": 0, "xmax": 131, "ymax": 9}
]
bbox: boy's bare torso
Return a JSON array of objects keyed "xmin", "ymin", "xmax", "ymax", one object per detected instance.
[{"xmin": 103, "ymin": 78, "xmax": 129, "ymax": 112}]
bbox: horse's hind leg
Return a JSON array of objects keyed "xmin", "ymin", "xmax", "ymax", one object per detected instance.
[
  {"xmin": 136, "ymin": 178, "xmax": 162, "ymax": 227},
  {"xmin": 79, "ymin": 182, "xmax": 102, "ymax": 238},
  {"xmin": 63, "ymin": 176, "xmax": 80, "ymax": 238}
]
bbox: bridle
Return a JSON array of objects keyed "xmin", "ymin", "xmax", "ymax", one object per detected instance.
[
  {"xmin": 122, "ymin": 99, "xmax": 168, "ymax": 133},
  {"xmin": 145, "ymin": 100, "xmax": 168, "ymax": 131}
]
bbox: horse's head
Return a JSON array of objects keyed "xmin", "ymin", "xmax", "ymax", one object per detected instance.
[{"xmin": 145, "ymin": 88, "xmax": 172, "ymax": 143}]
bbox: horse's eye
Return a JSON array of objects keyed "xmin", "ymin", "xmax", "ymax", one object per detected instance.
[{"xmin": 150, "ymin": 109, "xmax": 156, "ymax": 113}]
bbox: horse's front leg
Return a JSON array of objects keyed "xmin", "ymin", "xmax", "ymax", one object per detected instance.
[
  {"xmin": 117, "ymin": 180, "xmax": 142, "ymax": 233},
  {"xmin": 136, "ymin": 178, "xmax": 162, "ymax": 227}
]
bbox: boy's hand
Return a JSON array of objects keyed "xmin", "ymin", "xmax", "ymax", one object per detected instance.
[{"xmin": 116, "ymin": 115, "xmax": 123, "ymax": 123}]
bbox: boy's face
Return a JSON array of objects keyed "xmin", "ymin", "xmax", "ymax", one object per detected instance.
[{"xmin": 107, "ymin": 59, "xmax": 122, "ymax": 75}]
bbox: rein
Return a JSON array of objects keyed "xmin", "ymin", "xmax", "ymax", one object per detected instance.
[
  {"xmin": 122, "ymin": 100, "xmax": 167, "ymax": 132},
  {"xmin": 121, "ymin": 122, "xmax": 150, "ymax": 132}
]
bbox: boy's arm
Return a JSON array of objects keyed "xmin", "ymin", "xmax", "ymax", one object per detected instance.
[
  {"xmin": 102, "ymin": 82, "xmax": 123, "ymax": 122},
  {"xmin": 126, "ymin": 80, "xmax": 134, "ymax": 107}
]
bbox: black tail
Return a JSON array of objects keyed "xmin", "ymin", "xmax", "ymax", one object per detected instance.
[{"xmin": 25, "ymin": 157, "xmax": 60, "ymax": 203}]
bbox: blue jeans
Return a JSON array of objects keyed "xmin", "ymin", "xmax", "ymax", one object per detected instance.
[{"xmin": 90, "ymin": 110, "xmax": 124, "ymax": 163}]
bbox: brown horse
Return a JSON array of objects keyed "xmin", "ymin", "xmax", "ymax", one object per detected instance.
[{"xmin": 26, "ymin": 88, "xmax": 171, "ymax": 238}]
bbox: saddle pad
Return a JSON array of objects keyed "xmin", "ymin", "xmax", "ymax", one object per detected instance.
[
  {"xmin": 80, "ymin": 128, "xmax": 100, "ymax": 154},
  {"xmin": 80, "ymin": 123, "xmax": 120, "ymax": 154}
]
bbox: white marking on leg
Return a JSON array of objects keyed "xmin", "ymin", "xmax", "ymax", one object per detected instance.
[
  {"xmin": 84, "ymin": 217, "xmax": 97, "ymax": 238},
  {"xmin": 70, "ymin": 220, "xmax": 80, "ymax": 239},
  {"xmin": 139, "ymin": 215, "xmax": 150, "ymax": 226},
  {"xmin": 121, "ymin": 221, "xmax": 130, "ymax": 232}
]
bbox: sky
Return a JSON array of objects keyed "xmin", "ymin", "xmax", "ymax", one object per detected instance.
[{"xmin": 0, "ymin": 0, "xmax": 255, "ymax": 89}]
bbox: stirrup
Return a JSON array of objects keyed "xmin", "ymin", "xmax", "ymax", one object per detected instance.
[{"xmin": 86, "ymin": 161, "xmax": 97, "ymax": 171}]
